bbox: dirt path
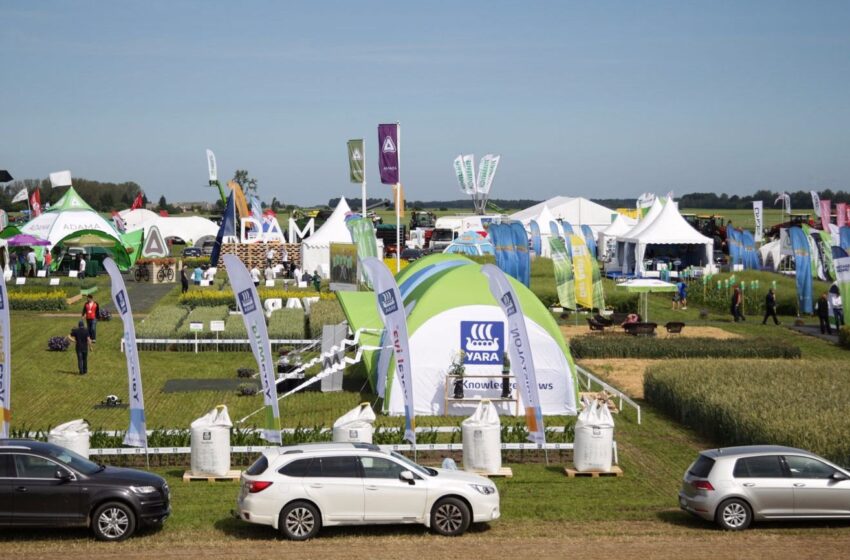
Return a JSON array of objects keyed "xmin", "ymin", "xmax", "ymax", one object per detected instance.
[
  {"xmin": 6, "ymin": 521, "xmax": 850, "ymax": 560},
  {"xmin": 578, "ymin": 358, "xmax": 660, "ymax": 399},
  {"xmin": 561, "ymin": 324, "xmax": 741, "ymax": 341}
]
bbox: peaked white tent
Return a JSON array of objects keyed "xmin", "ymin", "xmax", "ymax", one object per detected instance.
[
  {"xmin": 616, "ymin": 198, "xmax": 664, "ymax": 274},
  {"xmin": 21, "ymin": 187, "xmax": 122, "ymax": 248},
  {"xmin": 119, "ymin": 209, "xmax": 218, "ymax": 246},
  {"xmin": 532, "ymin": 205, "xmax": 556, "ymax": 257},
  {"xmin": 620, "ymin": 199, "xmax": 713, "ymax": 276},
  {"xmin": 301, "ymin": 197, "xmax": 352, "ymax": 277},
  {"xmin": 511, "ymin": 196, "xmax": 616, "ymax": 234},
  {"xmin": 598, "ymin": 213, "xmax": 637, "ymax": 269}
]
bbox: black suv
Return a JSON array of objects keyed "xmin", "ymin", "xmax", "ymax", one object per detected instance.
[{"xmin": 0, "ymin": 440, "xmax": 170, "ymax": 541}]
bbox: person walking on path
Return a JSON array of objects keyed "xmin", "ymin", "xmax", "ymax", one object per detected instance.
[
  {"xmin": 26, "ymin": 249, "xmax": 36, "ymax": 277},
  {"xmin": 677, "ymin": 280, "xmax": 688, "ymax": 310},
  {"xmin": 266, "ymin": 246, "xmax": 276, "ymax": 270},
  {"xmin": 44, "ymin": 251, "xmax": 52, "ymax": 277},
  {"xmin": 180, "ymin": 266, "xmax": 189, "ymax": 294},
  {"xmin": 829, "ymin": 286, "xmax": 844, "ymax": 330},
  {"xmin": 731, "ymin": 285, "xmax": 745, "ymax": 322},
  {"xmin": 81, "ymin": 294, "xmax": 99, "ymax": 343},
  {"xmin": 762, "ymin": 288, "xmax": 780, "ymax": 325},
  {"xmin": 67, "ymin": 320, "xmax": 92, "ymax": 375},
  {"xmin": 816, "ymin": 292, "xmax": 832, "ymax": 335},
  {"xmin": 311, "ymin": 270, "xmax": 321, "ymax": 292}
]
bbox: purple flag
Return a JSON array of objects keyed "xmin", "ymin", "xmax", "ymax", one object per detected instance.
[{"xmin": 378, "ymin": 123, "xmax": 399, "ymax": 184}]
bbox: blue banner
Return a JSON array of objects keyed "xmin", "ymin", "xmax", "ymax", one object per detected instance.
[
  {"xmin": 549, "ymin": 220, "xmax": 560, "ymax": 239},
  {"xmin": 510, "ymin": 221, "xmax": 531, "ymax": 287},
  {"xmin": 840, "ymin": 226, "xmax": 850, "ymax": 252},
  {"xmin": 788, "ymin": 227, "xmax": 813, "ymax": 314},
  {"xmin": 727, "ymin": 228, "xmax": 741, "ymax": 265},
  {"xmin": 209, "ymin": 190, "xmax": 235, "ymax": 266},
  {"xmin": 562, "ymin": 221, "xmax": 574, "ymax": 235},
  {"xmin": 491, "ymin": 223, "xmax": 514, "ymax": 279},
  {"xmin": 581, "ymin": 225, "xmax": 597, "ymax": 260},
  {"xmin": 529, "ymin": 220, "xmax": 542, "ymax": 256},
  {"xmin": 741, "ymin": 229, "xmax": 760, "ymax": 269}
]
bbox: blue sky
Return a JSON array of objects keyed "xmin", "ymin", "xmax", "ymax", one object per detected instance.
[{"xmin": 2, "ymin": 1, "xmax": 849, "ymax": 205}]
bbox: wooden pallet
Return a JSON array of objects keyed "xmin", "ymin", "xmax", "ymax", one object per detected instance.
[
  {"xmin": 469, "ymin": 467, "xmax": 513, "ymax": 478},
  {"xmin": 564, "ymin": 465, "xmax": 623, "ymax": 478},
  {"xmin": 182, "ymin": 470, "xmax": 242, "ymax": 483}
]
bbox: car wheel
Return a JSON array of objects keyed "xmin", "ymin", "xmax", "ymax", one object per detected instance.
[
  {"xmin": 716, "ymin": 498, "xmax": 752, "ymax": 531},
  {"xmin": 279, "ymin": 501, "xmax": 321, "ymax": 541},
  {"xmin": 431, "ymin": 497, "xmax": 471, "ymax": 536},
  {"xmin": 92, "ymin": 502, "xmax": 137, "ymax": 542}
]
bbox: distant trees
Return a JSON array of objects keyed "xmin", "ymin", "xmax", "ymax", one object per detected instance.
[
  {"xmin": 0, "ymin": 177, "xmax": 142, "ymax": 212},
  {"xmin": 232, "ymin": 170, "xmax": 258, "ymax": 195}
]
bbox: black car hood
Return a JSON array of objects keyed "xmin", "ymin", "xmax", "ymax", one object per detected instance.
[{"xmin": 86, "ymin": 466, "xmax": 165, "ymax": 486}]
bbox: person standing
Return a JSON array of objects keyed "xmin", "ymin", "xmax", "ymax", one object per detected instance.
[
  {"xmin": 193, "ymin": 265, "xmax": 203, "ymax": 285},
  {"xmin": 731, "ymin": 285, "xmax": 745, "ymax": 322},
  {"xmin": 311, "ymin": 270, "xmax": 321, "ymax": 292},
  {"xmin": 677, "ymin": 280, "xmax": 688, "ymax": 310},
  {"xmin": 250, "ymin": 265, "xmax": 261, "ymax": 288},
  {"xmin": 829, "ymin": 288, "xmax": 844, "ymax": 330},
  {"xmin": 180, "ymin": 265, "xmax": 189, "ymax": 294},
  {"xmin": 78, "ymin": 254, "xmax": 87, "ymax": 278},
  {"xmin": 266, "ymin": 246, "xmax": 276, "ymax": 269},
  {"xmin": 26, "ymin": 249, "xmax": 37, "ymax": 277},
  {"xmin": 66, "ymin": 320, "xmax": 93, "ymax": 375},
  {"xmin": 816, "ymin": 292, "xmax": 832, "ymax": 335},
  {"xmin": 81, "ymin": 294, "xmax": 99, "ymax": 343},
  {"xmin": 762, "ymin": 288, "xmax": 780, "ymax": 325},
  {"xmin": 44, "ymin": 250, "xmax": 52, "ymax": 277}
]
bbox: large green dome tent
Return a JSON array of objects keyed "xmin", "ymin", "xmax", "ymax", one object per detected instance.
[{"xmin": 337, "ymin": 254, "xmax": 579, "ymax": 416}]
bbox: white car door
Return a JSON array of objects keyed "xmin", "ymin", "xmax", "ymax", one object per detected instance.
[
  {"xmin": 360, "ymin": 456, "xmax": 428, "ymax": 522},
  {"xmin": 785, "ymin": 455, "xmax": 850, "ymax": 516},
  {"xmin": 302, "ymin": 456, "xmax": 364, "ymax": 522}
]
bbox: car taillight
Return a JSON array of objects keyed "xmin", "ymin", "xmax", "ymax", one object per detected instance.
[
  {"xmin": 248, "ymin": 481, "xmax": 273, "ymax": 493},
  {"xmin": 693, "ymin": 480, "xmax": 714, "ymax": 491}
]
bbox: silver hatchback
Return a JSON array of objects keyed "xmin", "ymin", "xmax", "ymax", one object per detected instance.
[{"xmin": 679, "ymin": 445, "xmax": 850, "ymax": 530}]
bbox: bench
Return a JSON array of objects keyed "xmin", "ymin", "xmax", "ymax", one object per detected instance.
[{"xmin": 586, "ymin": 317, "xmax": 607, "ymax": 333}]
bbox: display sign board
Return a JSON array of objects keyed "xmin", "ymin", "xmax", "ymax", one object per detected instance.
[
  {"xmin": 49, "ymin": 278, "xmax": 60, "ymax": 286},
  {"xmin": 189, "ymin": 322, "xmax": 204, "ymax": 332},
  {"xmin": 36, "ymin": 270, "xmax": 46, "ymax": 278},
  {"xmin": 329, "ymin": 242, "xmax": 358, "ymax": 292},
  {"xmin": 14, "ymin": 278, "xmax": 25, "ymax": 285},
  {"xmin": 209, "ymin": 320, "xmax": 225, "ymax": 332},
  {"xmin": 69, "ymin": 270, "xmax": 78, "ymax": 278}
]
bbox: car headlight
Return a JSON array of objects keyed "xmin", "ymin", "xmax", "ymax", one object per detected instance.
[
  {"xmin": 130, "ymin": 485, "xmax": 158, "ymax": 495},
  {"xmin": 470, "ymin": 484, "xmax": 496, "ymax": 495}
]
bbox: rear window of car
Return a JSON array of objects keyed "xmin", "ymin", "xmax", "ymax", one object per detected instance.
[
  {"xmin": 245, "ymin": 456, "xmax": 268, "ymax": 476},
  {"xmin": 689, "ymin": 455, "xmax": 715, "ymax": 478},
  {"xmin": 733, "ymin": 456, "xmax": 785, "ymax": 478},
  {"xmin": 279, "ymin": 458, "xmax": 312, "ymax": 477}
]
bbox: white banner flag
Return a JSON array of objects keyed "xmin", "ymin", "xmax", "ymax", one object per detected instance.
[
  {"xmin": 361, "ymin": 256, "xmax": 416, "ymax": 445},
  {"xmin": 811, "ymin": 190, "xmax": 821, "ymax": 217},
  {"xmin": 453, "ymin": 155, "xmax": 472, "ymax": 195},
  {"xmin": 637, "ymin": 192, "xmax": 656, "ymax": 209},
  {"xmin": 103, "ymin": 258, "xmax": 147, "ymax": 448},
  {"xmin": 206, "ymin": 149, "xmax": 218, "ymax": 182},
  {"xmin": 462, "ymin": 154, "xmax": 477, "ymax": 195},
  {"xmin": 0, "ymin": 270, "xmax": 10, "ymax": 438},
  {"xmin": 481, "ymin": 264, "xmax": 545, "ymax": 445},
  {"xmin": 11, "ymin": 188, "xmax": 28, "ymax": 204},
  {"xmin": 223, "ymin": 255, "xmax": 281, "ymax": 443},
  {"xmin": 476, "ymin": 154, "xmax": 501, "ymax": 194},
  {"xmin": 49, "ymin": 170, "xmax": 72, "ymax": 188},
  {"xmin": 753, "ymin": 201, "xmax": 764, "ymax": 242}
]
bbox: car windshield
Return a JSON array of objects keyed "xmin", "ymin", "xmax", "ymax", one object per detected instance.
[
  {"xmin": 390, "ymin": 451, "xmax": 435, "ymax": 477},
  {"xmin": 46, "ymin": 445, "xmax": 103, "ymax": 475}
]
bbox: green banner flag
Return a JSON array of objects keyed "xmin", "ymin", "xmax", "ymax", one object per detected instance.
[
  {"xmin": 591, "ymin": 259, "xmax": 605, "ymax": 311},
  {"xmin": 347, "ymin": 139, "xmax": 365, "ymax": 184},
  {"xmin": 550, "ymin": 237, "xmax": 576, "ymax": 310}
]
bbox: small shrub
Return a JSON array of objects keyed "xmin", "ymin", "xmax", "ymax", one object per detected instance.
[
  {"xmin": 238, "ymin": 383, "xmax": 259, "ymax": 396},
  {"xmin": 10, "ymin": 291, "xmax": 68, "ymax": 311},
  {"xmin": 97, "ymin": 308, "xmax": 112, "ymax": 321},
  {"xmin": 699, "ymin": 308, "xmax": 709, "ymax": 320},
  {"xmin": 839, "ymin": 326, "xmax": 850, "ymax": 349},
  {"xmin": 604, "ymin": 291, "xmax": 639, "ymax": 313},
  {"xmin": 47, "ymin": 336, "xmax": 70, "ymax": 352},
  {"xmin": 569, "ymin": 335, "xmax": 800, "ymax": 359},
  {"xmin": 236, "ymin": 367, "xmax": 256, "ymax": 378}
]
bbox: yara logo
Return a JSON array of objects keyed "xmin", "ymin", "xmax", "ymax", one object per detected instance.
[
  {"xmin": 501, "ymin": 293, "xmax": 517, "ymax": 316},
  {"xmin": 378, "ymin": 289, "xmax": 398, "ymax": 314},
  {"xmin": 461, "ymin": 321, "xmax": 504, "ymax": 365}
]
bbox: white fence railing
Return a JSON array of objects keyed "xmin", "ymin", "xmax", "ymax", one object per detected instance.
[{"xmin": 575, "ymin": 364, "xmax": 641, "ymax": 425}]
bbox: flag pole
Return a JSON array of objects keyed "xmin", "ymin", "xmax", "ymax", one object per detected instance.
[
  {"xmin": 362, "ymin": 139, "xmax": 368, "ymax": 217},
  {"xmin": 395, "ymin": 122, "xmax": 401, "ymax": 273}
]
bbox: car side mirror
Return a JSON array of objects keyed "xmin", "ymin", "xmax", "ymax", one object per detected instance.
[
  {"xmin": 831, "ymin": 471, "xmax": 849, "ymax": 481},
  {"xmin": 399, "ymin": 470, "xmax": 415, "ymax": 485},
  {"xmin": 55, "ymin": 469, "xmax": 73, "ymax": 482}
]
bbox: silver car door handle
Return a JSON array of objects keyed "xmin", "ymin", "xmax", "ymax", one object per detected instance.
[
  {"xmin": 366, "ymin": 485, "xmax": 379, "ymax": 491},
  {"xmin": 742, "ymin": 483, "xmax": 755, "ymax": 487},
  {"xmin": 793, "ymin": 483, "xmax": 805, "ymax": 487},
  {"xmin": 309, "ymin": 483, "xmax": 323, "ymax": 488}
]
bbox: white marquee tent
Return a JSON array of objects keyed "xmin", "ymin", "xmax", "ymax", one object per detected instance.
[
  {"xmin": 511, "ymin": 196, "xmax": 616, "ymax": 235},
  {"xmin": 301, "ymin": 197, "xmax": 352, "ymax": 277},
  {"xmin": 118, "ymin": 209, "xmax": 218, "ymax": 245},
  {"xmin": 619, "ymin": 199, "xmax": 713, "ymax": 276}
]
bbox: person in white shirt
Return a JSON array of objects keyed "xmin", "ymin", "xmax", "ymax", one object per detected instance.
[
  {"xmin": 266, "ymin": 247, "xmax": 276, "ymax": 269},
  {"xmin": 250, "ymin": 265, "xmax": 261, "ymax": 287},
  {"xmin": 264, "ymin": 267, "xmax": 274, "ymax": 282},
  {"xmin": 26, "ymin": 250, "xmax": 37, "ymax": 277},
  {"xmin": 78, "ymin": 255, "xmax": 87, "ymax": 278},
  {"xmin": 203, "ymin": 266, "xmax": 216, "ymax": 282},
  {"xmin": 829, "ymin": 288, "xmax": 844, "ymax": 329}
]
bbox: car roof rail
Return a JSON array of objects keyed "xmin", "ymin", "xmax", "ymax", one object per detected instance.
[{"xmin": 352, "ymin": 443, "xmax": 381, "ymax": 452}]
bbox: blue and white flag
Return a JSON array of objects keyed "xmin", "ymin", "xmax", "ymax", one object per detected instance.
[
  {"xmin": 788, "ymin": 227, "xmax": 813, "ymax": 314},
  {"xmin": 361, "ymin": 257, "xmax": 415, "ymax": 445},
  {"xmin": 481, "ymin": 265, "xmax": 545, "ymax": 445},
  {"xmin": 529, "ymin": 220, "xmax": 542, "ymax": 256},
  {"xmin": 210, "ymin": 191, "xmax": 236, "ymax": 266},
  {"xmin": 223, "ymin": 255, "xmax": 281, "ymax": 444},
  {"xmin": 580, "ymin": 225, "xmax": 597, "ymax": 260},
  {"xmin": 104, "ymin": 258, "xmax": 147, "ymax": 448},
  {"xmin": 510, "ymin": 221, "xmax": 530, "ymax": 287}
]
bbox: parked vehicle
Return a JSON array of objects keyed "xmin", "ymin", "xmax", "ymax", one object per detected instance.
[
  {"xmin": 0, "ymin": 440, "xmax": 170, "ymax": 541},
  {"xmin": 182, "ymin": 246, "xmax": 202, "ymax": 258},
  {"xmin": 679, "ymin": 445, "xmax": 850, "ymax": 531},
  {"xmin": 236, "ymin": 442, "xmax": 500, "ymax": 540},
  {"xmin": 400, "ymin": 247, "xmax": 424, "ymax": 262}
]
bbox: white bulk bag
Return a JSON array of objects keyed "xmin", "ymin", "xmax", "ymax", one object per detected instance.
[
  {"xmin": 48, "ymin": 419, "xmax": 91, "ymax": 458},
  {"xmin": 332, "ymin": 402, "xmax": 375, "ymax": 443},
  {"xmin": 462, "ymin": 400, "xmax": 502, "ymax": 473},
  {"xmin": 190, "ymin": 405, "xmax": 233, "ymax": 477},
  {"xmin": 573, "ymin": 399, "xmax": 615, "ymax": 472}
]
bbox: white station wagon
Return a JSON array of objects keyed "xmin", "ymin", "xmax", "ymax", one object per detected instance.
[{"xmin": 236, "ymin": 443, "xmax": 500, "ymax": 539}]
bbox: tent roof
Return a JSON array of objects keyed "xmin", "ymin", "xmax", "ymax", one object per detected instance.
[
  {"xmin": 534, "ymin": 205, "xmax": 555, "ymax": 229},
  {"xmin": 621, "ymin": 198, "xmax": 664, "ymax": 240},
  {"xmin": 626, "ymin": 198, "xmax": 712, "ymax": 245},
  {"xmin": 302, "ymin": 198, "xmax": 352, "ymax": 246},
  {"xmin": 601, "ymin": 213, "xmax": 637, "ymax": 237},
  {"xmin": 511, "ymin": 196, "xmax": 616, "ymax": 227},
  {"xmin": 119, "ymin": 209, "xmax": 218, "ymax": 243},
  {"xmin": 444, "ymin": 231, "xmax": 494, "ymax": 256},
  {"xmin": 49, "ymin": 187, "xmax": 95, "ymax": 212}
]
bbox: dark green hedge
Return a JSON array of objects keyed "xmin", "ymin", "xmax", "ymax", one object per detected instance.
[{"xmin": 569, "ymin": 335, "xmax": 800, "ymax": 359}]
